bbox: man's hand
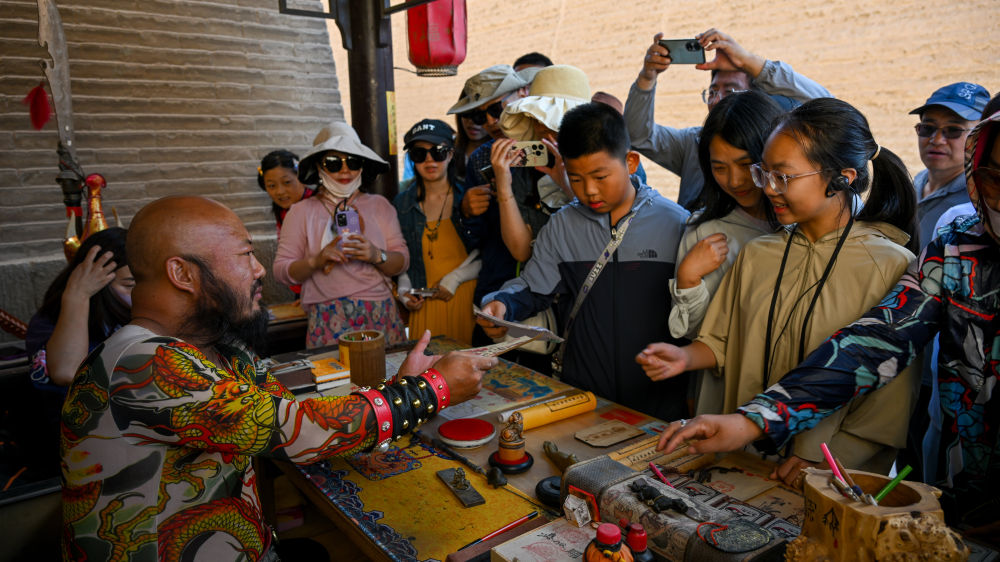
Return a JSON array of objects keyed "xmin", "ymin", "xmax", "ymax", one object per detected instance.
[
  {"xmin": 635, "ymin": 342, "xmax": 689, "ymax": 381},
  {"xmin": 461, "ymin": 185, "xmax": 492, "ymax": 217},
  {"xmin": 637, "ymin": 32, "xmax": 671, "ymax": 90},
  {"xmin": 771, "ymin": 455, "xmax": 821, "ymax": 488},
  {"xmin": 397, "ymin": 329, "xmax": 440, "ymax": 377},
  {"xmin": 656, "ymin": 414, "xmax": 764, "ymax": 455},
  {"xmin": 695, "ymin": 28, "xmax": 765, "ymax": 78},
  {"xmin": 432, "ymin": 351, "xmax": 496, "ymax": 404},
  {"xmin": 676, "ymin": 233, "xmax": 729, "ymax": 289},
  {"xmin": 311, "ymin": 240, "xmax": 347, "ymax": 274},
  {"xmin": 65, "ymin": 245, "xmax": 117, "ymax": 300},
  {"xmin": 476, "ymin": 301, "xmax": 508, "ymax": 339}
]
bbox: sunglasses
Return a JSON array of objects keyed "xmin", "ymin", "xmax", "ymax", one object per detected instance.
[
  {"xmin": 321, "ymin": 155, "xmax": 364, "ymax": 173},
  {"xmin": 461, "ymin": 101, "xmax": 504, "ymax": 126},
  {"xmin": 914, "ymin": 123, "xmax": 971, "ymax": 140},
  {"xmin": 409, "ymin": 145, "xmax": 452, "ymax": 163}
]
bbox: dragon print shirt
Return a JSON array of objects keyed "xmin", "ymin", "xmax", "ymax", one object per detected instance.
[{"xmin": 60, "ymin": 325, "xmax": 377, "ymax": 561}]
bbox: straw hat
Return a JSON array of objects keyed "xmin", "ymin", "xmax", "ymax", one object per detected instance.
[
  {"xmin": 298, "ymin": 121, "xmax": 389, "ymax": 184},
  {"xmin": 499, "ymin": 65, "xmax": 591, "ymax": 141},
  {"xmin": 447, "ymin": 65, "xmax": 530, "ymax": 115}
]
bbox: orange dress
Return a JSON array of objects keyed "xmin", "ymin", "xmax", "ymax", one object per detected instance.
[{"xmin": 408, "ymin": 219, "xmax": 476, "ymax": 345}]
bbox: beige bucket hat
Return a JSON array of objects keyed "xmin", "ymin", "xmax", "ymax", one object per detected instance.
[
  {"xmin": 447, "ymin": 65, "xmax": 530, "ymax": 115},
  {"xmin": 298, "ymin": 121, "xmax": 389, "ymax": 184},
  {"xmin": 499, "ymin": 65, "xmax": 591, "ymax": 141}
]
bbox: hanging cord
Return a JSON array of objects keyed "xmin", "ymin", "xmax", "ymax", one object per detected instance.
[{"xmin": 762, "ymin": 210, "xmax": 856, "ymax": 388}]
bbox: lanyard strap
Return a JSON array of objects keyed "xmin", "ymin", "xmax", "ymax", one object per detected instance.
[{"xmin": 554, "ymin": 197, "xmax": 650, "ymax": 369}]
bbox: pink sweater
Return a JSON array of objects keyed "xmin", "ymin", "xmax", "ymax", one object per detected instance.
[{"xmin": 273, "ymin": 193, "xmax": 409, "ymax": 306}]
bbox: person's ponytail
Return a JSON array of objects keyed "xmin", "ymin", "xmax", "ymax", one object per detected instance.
[{"xmin": 856, "ymin": 147, "xmax": 920, "ymax": 253}]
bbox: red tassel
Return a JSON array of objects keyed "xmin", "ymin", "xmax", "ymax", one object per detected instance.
[{"xmin": 22, "ymin": 82, "xmax": 52, "ymax": 130}]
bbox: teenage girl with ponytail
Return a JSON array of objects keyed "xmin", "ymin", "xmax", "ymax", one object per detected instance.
[{"xmin": 638, "ymin": 97, "xmax": 921, "ymax": 484}]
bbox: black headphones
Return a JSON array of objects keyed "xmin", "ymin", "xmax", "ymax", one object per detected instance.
[{"xmin": 826, "ymin": 175, "xmax": 851, "ymax": 197}]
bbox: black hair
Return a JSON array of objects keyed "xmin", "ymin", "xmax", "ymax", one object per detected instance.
[
  {"xmin": 37, "ymin": 227, "xmax": 130, "ymax": 344},
  {"xmin": 982, "ymin": 92, "xmax": 1000, "ymax": 120},
  {"xmin": 695, "ymin": 91, "xmax": 783, "ymax": 227},
  {"xmin": 257, "ymin": 149, "xmax": 301, "ymax": 223},
  {"xmin": 558, "ymin": 102, "xmax": 630, "ymax": 161},
  {"xmin": 775, "ymin": 97, "xmax": 920, "ymax": 253},
  {"xmin": 513, "ymin": 52, "xmax": 553, "ymax": 68}
]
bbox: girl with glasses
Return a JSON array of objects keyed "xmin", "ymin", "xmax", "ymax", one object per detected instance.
[
  {"xmin": 273, "ymin": 122, "xmax": 409, "ymax": 349},
  {"xmin": 668, "ymin": 91, "xmax": 783, "ymax": 416},
  {"xmin": 394, "ymin": 119, "xmax": 480, "ymax": 344},
  {"xmin": 639, "ymin": 97, "xmax": 920, "ymax": 485}
]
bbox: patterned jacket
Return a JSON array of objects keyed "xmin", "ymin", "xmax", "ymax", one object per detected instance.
[
  {"xmin": 738, "ymin": 114, "xmax": 1000, "ymax": 528},
  {"xmin": 60, "ymin": 325, "xmax": 377, "ymax": 560}
]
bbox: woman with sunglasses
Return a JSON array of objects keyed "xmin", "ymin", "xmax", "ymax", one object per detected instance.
[
  {"xmin": 394, "ymin": 120, "xmax": 480, "ymax": 344},
  {"xmin": 274, "ymin": 122, "xmax": 409, "ymax": 348},
  {"xmin": 639, "ymin": 98, "xmax": 920, "ymax": 484}
]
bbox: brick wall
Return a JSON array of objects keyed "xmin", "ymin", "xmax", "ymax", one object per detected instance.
[
  {"xmin": 330, "ymin": 0, "xmax": 997, "ymax": 200},
  {"xmin": 0, "ymin": 0, "xmax": 344, "ymax": 339}
]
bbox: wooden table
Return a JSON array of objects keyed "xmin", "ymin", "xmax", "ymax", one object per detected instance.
[{"xmin": 267, "ymin": 339, "xmax": 802, "ymax": 561}]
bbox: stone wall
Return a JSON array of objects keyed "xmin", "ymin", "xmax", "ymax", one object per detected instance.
[
  {"xmin": 330, "ymin": 0, "xmax": 997, "ymax": 200},
  {"xmin": 0, "ymin": 0, "xmax": 344, "ymax": 341}
]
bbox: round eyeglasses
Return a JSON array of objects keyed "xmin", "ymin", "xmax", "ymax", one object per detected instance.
[{"xmin": 750, "ymin": 163, "xmax": 829, "ymax": 194}]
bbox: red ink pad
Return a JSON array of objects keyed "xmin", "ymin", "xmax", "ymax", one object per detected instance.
[{"xmin": 438, "ymin": 418, "xmax": 497, "ymax": 448}]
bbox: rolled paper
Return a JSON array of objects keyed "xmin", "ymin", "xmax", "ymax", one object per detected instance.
[{"xmin": 497, "ymin": 391, "xmax": 597, "ymax": 430}]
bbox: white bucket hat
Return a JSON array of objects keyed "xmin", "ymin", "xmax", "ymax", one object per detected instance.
[
  {"xmin": 447, "ymin": 65, "xmax": 530, "ymax": 115},
  {"xmin": 298, "ymin": 121, "xmax": 389, "ymax": 184},
  {"xmin": 499, "ymin": 65, "xmax": 591, "ymax": 141}
]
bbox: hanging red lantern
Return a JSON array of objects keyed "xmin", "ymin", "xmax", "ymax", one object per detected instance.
[{"xmin": 407, "ymin": 0, "xmax": 466, "ymax": 77}]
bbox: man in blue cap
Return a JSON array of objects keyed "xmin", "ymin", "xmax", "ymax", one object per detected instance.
[{"xmin": 911, "ymin": 82, "xmax": 990, "ymax": 246}]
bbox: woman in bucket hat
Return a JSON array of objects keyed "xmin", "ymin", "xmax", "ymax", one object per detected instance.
[{"xmin": 273, "ymin": 122, "xmax": 409, "ymax": 348}]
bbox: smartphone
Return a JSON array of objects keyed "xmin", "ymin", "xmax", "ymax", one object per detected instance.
[
  {"xmin": 410, "ymin": 288, "xmax": 438, "ymax": 298},
  {"xmin": 657, "ymin": 38, "xmax": 705, "ymax": 65},
  {"xmin": 509, "ymin": 141, "xmax": 553, "ymax": 168},
  {"xmin": 333, "ymin": 209, "xmax": 360, "ymax": 247}
]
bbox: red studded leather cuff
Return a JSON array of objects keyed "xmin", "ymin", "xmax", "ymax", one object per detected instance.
[
  {"xmin": 354, "ymin": 387, "xmax": 393, "ymax": 452},
  {"xmin": 418, "ymin": 368, "xmax": 450, "ymax": 412}
]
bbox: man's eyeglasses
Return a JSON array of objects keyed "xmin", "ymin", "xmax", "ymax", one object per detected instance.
[
  {"xmin": 750, "ymin": 163, "xmax": 829, "ymax": 194},
  {"xmin": 702, "ymin": 87, "xmax": 749, "ymax": 104},
  {"xmin": 461, "ymin": 101, "xmax": 504, "ymax": 125},
  {"xmin": 914, "ymin": 123, "xmax": 971, "ymax": 140},
  {"xmin": 321, "ymin": 154, "xmax": 364, "ymax": 173},
  {"xmin": 409, "ymin": 144, "xmax": 452, "ymax": 163}
]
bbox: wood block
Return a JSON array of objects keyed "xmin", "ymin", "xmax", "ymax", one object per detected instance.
[
  {"xmin": 575, "ymin": 419, "xmax": 643, "ymax": 447},
  {"xmin": 437, "ymin": 468, "xmax": 485, "ymax": 508}
]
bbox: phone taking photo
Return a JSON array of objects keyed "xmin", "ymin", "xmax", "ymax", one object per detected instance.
[
  {"xmin": 508, "ymin": 141, "xmax": 553, "ymax": 168},
  {"xmin": 333, "ymin": 209, "xmax": 360, "ymax": 248},
  {"xmin": 657, "ymin": 38, "xmax": 705, "ymax": 65}
]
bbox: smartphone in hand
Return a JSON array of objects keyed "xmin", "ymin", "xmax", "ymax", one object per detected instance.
[
  {"xmin": 657, "ymin": 39, "xmax": 705, "ymax": 64},
  {"xmin": 333, "ymin": 209, "xmax": 361, "ymax": 248}
]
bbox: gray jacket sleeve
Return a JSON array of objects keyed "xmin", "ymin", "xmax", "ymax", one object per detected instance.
[
  {"xmin": 754, "ymin": 59, "xmax": 832, "ymax": 102},
  {"xmin": 623, "ymin": 81, "xmax": 704, "ymax": 209}
]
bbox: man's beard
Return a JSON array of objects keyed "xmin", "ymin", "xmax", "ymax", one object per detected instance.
[{"xmin": 179, "ymin": 257, "xmax": 269, "ymax": 354}]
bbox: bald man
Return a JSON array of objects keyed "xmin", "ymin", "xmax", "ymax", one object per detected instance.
[{"xmin": 59, "ymin": 196, "xmax": 494, "ymax": 561}]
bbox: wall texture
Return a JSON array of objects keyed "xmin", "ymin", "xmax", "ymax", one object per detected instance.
[
  {"xmin": 0, "ymin": 0, "xmax": 345, "ymax": 340},
  {"xmin": 330, "ymin": 0, "xmax": 998, "ymax": 200}
]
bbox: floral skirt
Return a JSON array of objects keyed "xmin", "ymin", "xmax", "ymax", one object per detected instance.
[{"xmin": 305, "ymin": 296, "xmax": 407, "ymax": 349}]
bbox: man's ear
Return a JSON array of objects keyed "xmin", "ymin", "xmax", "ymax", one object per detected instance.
[
  {"xmin": 626, "ymin": 151, "xmax": 641, "ymax": 175},
  {"xmin": 165, "ymin": 256, "xmax": 199, "ymax": 295}
]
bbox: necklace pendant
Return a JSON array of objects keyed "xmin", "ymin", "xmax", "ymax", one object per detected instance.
[{"xmin": 427, "ymin": 230, "xmax": 438, "ymax": 243}]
